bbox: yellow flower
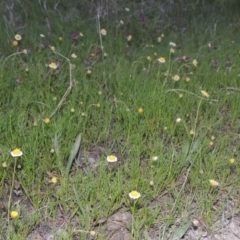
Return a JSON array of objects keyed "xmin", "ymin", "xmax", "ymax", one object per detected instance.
[
  {"xmin": 12, "ymin": 41, "xmax": 18, "ymax": 46},
  {"xmin": 50, "ymin": 46, "xmax": 55, "ymax": 51},
  {"xmin": 101, "ymin": 29, "xmax": 107, "ymax": 36},
  {"xmin": 157, "ymin": 37, "xmax": 162, "ymax": 42},
  {"xmin": 179, "ymin": 94, "xmax": 183, "ymax": 98},
  {"xmin": 87, "ymin": 69, "xmax": 92, "ymax": 75},
  {"xmin": 51, "ymin": 177, "xmax": 58, "ymax": 184},
  {"xmin": 147, "ymin": 56, "xmax": 151, "ymax": 61},
  {"xmin": 209, "ymin": 179, "xmax": 220, "ymax": 186},
  {"xmin": 10, "ymin": 148, "xmax": 23, "ymax": 157},
  {"xmin": 201, "ymin": 90, "xmax": 209, "ymax": 98},
  {"xmin": 169, "ymin": 42, "xmax": 176, "ymax": 47},
  {"xmin": 107, "ymin": 155, "xmax": 118, "ymax": 162},
  {"xmin": 44, "ymin": 118, "xmax": 50, "ymax": 124},
  {"xmin": 129, "ymin": 191, "xmax": 141, "ymax": 199},
  {"xmin": 90, "ymin": 231, "xmax": 96, "ymax": 236},
  {"xmin": 2, "ymin": 162, "xmax": 7, "ymax": 168},
  {"xmin": 172, "ymin": 75, "xmax": 180, "ymax": 81},
  {"xmin": 149, "ymin": 180, "xmax": 154, "ymax": 186},
  {"xmin": 70, "ymin": 64, "xmax": 75, "ymax": 69},
  {"xmin": 125, "ymin": 8, "xmax": 130, "ymax": 11},
  {"xmin": 58, "ymin": 36, "xmax": 63, "ymax": 41},
  {"xmin": 23, "ymin": 49, "xmax": 27, "ymax": 54},
  {"xmin": 96, "ymin": 103, "xmax": 101, "ymax": 107},
  {"xmin": 15, "ymin": 34, "xmax": 22, "ymax": 41},
  {"xmin": 79, "ymin": 32, "xmax": 84, "ymax": 37},
  {"xmin": 209, "ymin": 141, "xmax": 214, "ymax": 146},
  {"xmin": 10, "ymin": 211, "xmax": 19, "ymax": 219},
  {"xmin": 151, "ymin": 156, "xmax": 158, "ymax": 161},
  {"xmin": 229, "ymin": 158, "xmax": 235, "ymax": 164},
  {"xmin": 192, "ymin": 59, "xmax": 198, "ymax": 67},
  {"xmin": 170, "ymin": 48, "xmax": 175, "ymax": 53},
  {"xmin": 127, "ymin": 35, "xmax": 132, "ymax": 41},
  {"xmin": 186, "ymin": 77, "xmax": 191, "ymax": 82},
  {"xmin": 176, "ymin": 118, "xmax": 181, "ymax": 123},
  {"xmin": 71, "ymin": 53, "xmax": 77, "ymax": 58},
  {"xmin": 49, "ymin": 62, "xmax": 57, "ymax": 69},
  {"xmin": 138, "ymin": 108, "xmax": 143, "ymax": 113},
  {"xmin": 40, "ymin": 34, "xmax": 45, "ymax": 38},
  {"xmin": 70, "ymin": 108, "xmax": 75, "ymax": 112},
  {"xmin": 158, "ymin": 57, "xmax": 166, "ymax": 63},
  {"xmin": 190, "ymin": 130, "xmax": 195, "ymax": 135}
]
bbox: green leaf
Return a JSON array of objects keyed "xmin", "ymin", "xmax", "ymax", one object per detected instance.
[
  {"xmin": 66, "ymin": 133, "xmax": 81, "ymax": 176},
  {"xmin": 170, "ymin": 222, "xmax": 192, "ymax": 240}
]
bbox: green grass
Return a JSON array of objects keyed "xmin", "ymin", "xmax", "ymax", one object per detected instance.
[{"xmin": 1, "ymin": 0, "xmax": 240, "ymax": 239}]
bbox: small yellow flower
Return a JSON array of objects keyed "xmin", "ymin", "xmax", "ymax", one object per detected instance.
[
  {"xmin": 169, "ymin": 42, "xmax": 176, "ymax": 47},
  {"xmin": 172, "ymin": 75, "xmax": 180, "ymax": 81},
  {"xmin": 129, "ymin": 191, "xmax": 141, "ymax": 199},
  {"xmin": 90, "ymin": 231, "xmax": 96, "ymax": 236},
  {"xmin": 107, "ymin": 155, "xmax": 118, "ymax": 162},
  {"xmin": 190, "ymin": 130, "xmax": 195, "ymax": 135},
  {"xmin": 10, "ymin": 211, "xmax": 19, "ymax": 219},
  {"xmin": 15, "ymin": 34, "xmax": 22, "ymax": 41},
  {"xmin": 70, "ymin": 64, "xmax": 75, "ymax": 69},
  {"xmin": 22, "ymin": 49, "xmax": 27, "ymax": 54},
  {"xmin": 10, "ymin": 148, "xmax": 23, "ymax": 157},
  {"xmin": 201, "ymin": 90, "xmax": 209, "ymax": 98},
  {"xmin": 40, "ymin": 34, "xmax": 45, "ymax": 38},
  {"xmin": 179, "ymin": 94, "xmax": 183, "ymax": 98},
  {"xmin": 138, "ymin": 108, "xmax": 143, "ymax": 113},
  {"xmin": 79, "ymin": 32, "xmax": 84, "ymax": 37},
  {"xmin": 120, "ymin": 20, "xmax": 124, "ymax": 25},
  {"xmin": 50, "ymin": 46, "xmax": 55, "ymax": 51},
  {"xmin": 49, "ymin": 62, "xmax": 57, "ymax": 69},
  {"xmin": 44, "ymin": 118, "xmax": 50, "ymax": 124},
  {"xmin": 176, "ymin": 118, "xmax": 181, "ymax": 123},
  {"xmin": 170, "ymin": 48, "xmax": 175, "ymax": 53},
  {"xmin": 209, "ymin": 141, "xmax": 214, "ymax": 146},
  {"xmin": 157, "ymin": 37, "xmax": 162, "ymax": 42},
  {"xmin": 127, "ymin": 35, "xmax": 132, "ymax": 41},
  {"xmin": 58, "ymin": 36, "xmax": 63, "ymax": 41},
  {"xmin": 71, "ymin": 53, "xmax": 77, "ymax": 58},
  {"xmin": 87, "ymin": 69, "xmax": 92, "ymax": 75},
  {"xmin": 96, "ymin": 103, "xmax": 101, "ymax": 108},
  {"xmin": 152, "ymin": 156, "xmax": 158, "ymax": 161},
  {"xmin": 209, "ymin": 179, "xmax": 220, "ymax": 186},
  {"xmin": 186, "ymin": 77, "xmax": 191, "ymax": 82},
  {"xmin": 158, "ymin": 57, "xmax": 166, "ymax": 63},
  {"xmin": 50, "ymin": 148, "xmax": 55, "ymax": 153},
  {"xmin": 147, "ymin": 56, "xmax": 151, "ymax": 61},
  {"xmin": 149, "ymin": 180, "xmax": 154, "ymax": 186},
  {"xmin": 2, "ymin": 162, "xmax": 7, "ymax": 168},
  {"xmin": 125, "ymin": 8, "xmax": 130, "ymax": 11},
  {"xmin": 12, "ymin": 41, "xmax": 18, "ymax": 46},
  {"xmin": 101, "ymin": 29, "xmax": 107, "ymax": 36},
  {"xmin": 51, "ymin": 177, "xmax": 58, "ymax": 184},
  {"xmin": 192, "ymin": 59, "xmax": 198, "ymax": 67},
  {"xmin": 70, "ymin": 108, "xmax": 75, "ymax": 112},
  {"xmin": 229, "ymin": 158, "xmax": 235, "ymax": 164}
]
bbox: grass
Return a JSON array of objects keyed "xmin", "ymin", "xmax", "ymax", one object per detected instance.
[{"xmin": 1, "ymin": 0, "xmax": 240, "ymax": 239}]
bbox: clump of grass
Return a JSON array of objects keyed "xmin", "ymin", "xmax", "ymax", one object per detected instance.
[{"xmin": 0, "ymin": 0, "xmax": 240, "ymax": 239}]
